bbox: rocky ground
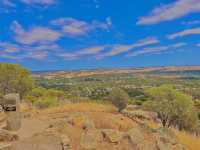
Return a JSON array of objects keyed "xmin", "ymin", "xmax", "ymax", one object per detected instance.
[{"xmin": 0, "ymin": 104, "xmax": 187, "ymax": 150}]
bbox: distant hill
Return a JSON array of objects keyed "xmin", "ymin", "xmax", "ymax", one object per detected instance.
[{"xmin": 32, "ymin": 66, "xmax": 200, "ymax": 79}]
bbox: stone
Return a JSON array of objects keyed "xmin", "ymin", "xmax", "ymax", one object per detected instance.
[
  {"xmin": 3, "ymin": 94, "xmax": 21, "ymax": 131},
  {"xmin": 125, "ymin": 127, "xmax": 158, "ymax": 150},
  {"xmin": 0, "ymin": 129, "xmax": 18, "ymax": 142},
  {"xmin": 60, "ymin": 134, "xmax": 70, "ymax": 150},
  {"xmin": 126, "ymin": 127, "xmax": 145, "ymax": 144},
  {"xmin": 0, "ymin": 143, "xmax": 12, "ymax": 150},
  {"xmin": 155, "ymin": 128, "xmax": 178, "ymax": 145},
  {"xmin": 101, "ymin": 129, "xmax": 124, "ymax": 143},
  {"xmin": 80, "ymin": 130, "xmax": 102, "ymax": 150},
  {"xmin": 122, "ymin": 110, "xmax": 157, "ymax": 121},
  {"xmin": 156, "ymin": 137, "xmax": 173, "ymax": 150},
  {"xmin": 67, "ymin": 113, "xmax": 95, "ymax": 130}
]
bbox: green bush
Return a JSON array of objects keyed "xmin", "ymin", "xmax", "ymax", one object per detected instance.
[
  {"xmin": 109, "ymin": 88, "xmax": 129, "ymax": 112},
  {"xmin": 0, "ymin": 63, "xmax": 34, "ymax": 98},
  {"xmin": 34, "ymin": 97, "xmax": 58, "ymax": 109},
  {"xmin": 144, "ymin": 85, "xmax": 199, "ymax": 131}
]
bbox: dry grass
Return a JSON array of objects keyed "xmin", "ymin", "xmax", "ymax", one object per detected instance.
[
  {"xmin": 146, "ymin": 121, "xmax": 200, "ymax": 150},
  {"xmin": 174, "ymin": 130, "xmax": 200, "ymax": 150},
  {"xmin": 22, "ymin": 102, "xmax": 117, "ymax": 114}
]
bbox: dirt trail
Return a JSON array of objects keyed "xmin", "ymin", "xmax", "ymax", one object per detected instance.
[{"xmin": 17, "ymin": 117, "xmax": 50, "ymax": 139}]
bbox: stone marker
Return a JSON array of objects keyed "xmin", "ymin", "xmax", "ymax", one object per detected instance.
[{"xmin": 3, "ymin": 94, "xmax": 21, "ymax": 131}]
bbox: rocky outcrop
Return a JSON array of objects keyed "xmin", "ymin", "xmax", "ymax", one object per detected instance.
[
  {"xmin": 0, "ymin": 143, "xmax": 12, "ymax": 150},
  {"xmin": 66, "ymin": 113, "xmax": 95, "ymax": 130},
  {"xmin": 154, "ymin": 128, "xmax": 186, "ymax": 150},
  {"xmin": 122, "ymin": 109, "xmax": 158, "ymax": 122},
  {"xmin": 0, "ymin": 129, "xmax": 18, "ymax": 142},
  {"xmin": 80, "ymin": 130, "xmax": 102, "ymax": 150},
  {"xmin": 101, "ymin": 129, "xmax": 124, "ymax": 143}
]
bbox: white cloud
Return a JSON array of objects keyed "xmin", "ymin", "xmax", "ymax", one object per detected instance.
[
  {"xmin": 0, "ymin": 42, "xmax": 20, "ymax": 53},
  {"xmin": 168, "ymin": 27, "xmax": 200, "ymax": 39},
  {"xmin": 2, "ymin": 0, "xmax": 16, "ymax": 7},
  {"xmin": 11, "ymin": 21, "xmax": 61, "ymax": 45},
  {"xmin": 127, "ymin": 43, "xmax": 187, "ymax": 57},
  {"xmin": 25, "ymin": 51, "xmax": 48, "ymax": 60},
  {"xmin": 50, "ymin": 17, "xmax": 111, "ymax": 36},
  {"xmin": 58, "ymin": 46, "xmax": 106, "ymax": 60},
  {"xmin": 182, "ymin": 20, "xmax": 200, "ymax": 25},
  {"xmin": 57, "ymin": 53, "xmax": 79, "ymax": 60},
  {"xmin": 137, "ymin": 0, "xmax": 200, "ymax": 25},
  {"xmin": 102, "ymin": 37, "xmax": 159, "ymax": 57},
  {"xmin": 20, "ymin": 0, "xmax": 56, "ymax": 5}
]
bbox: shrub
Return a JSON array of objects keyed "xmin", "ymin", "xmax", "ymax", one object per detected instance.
[
  {"xmin": 34, "ymin": 97, "xmax": 58, "ymax": 109},
  {"xmin": 0, "ymin": 63, "xmax": 34, "ymax": 98},
  {"xmin": 109, "ymin": 88, "xmax": 129, "ymax": 112},
  {"xmin": 144, "ymin": 85, "xmax": 199, "ymax": 131}
]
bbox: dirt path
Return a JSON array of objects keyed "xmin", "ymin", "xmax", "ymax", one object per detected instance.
[{"xmin": 17, "ymin": 117, "xmax": 50, "ymax": 139}]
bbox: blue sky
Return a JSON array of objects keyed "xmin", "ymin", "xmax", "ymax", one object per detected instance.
[{"xmin": 0, "ymin": 0, "xmax": 200, "ymax": 71}]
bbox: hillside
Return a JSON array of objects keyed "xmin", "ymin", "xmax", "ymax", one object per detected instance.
[{"xmin": 1, "ymin": 103, "xmax": 197, "ymax": 150}]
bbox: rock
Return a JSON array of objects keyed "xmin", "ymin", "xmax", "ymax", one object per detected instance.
[
  {"xmin": 80, "ymin": 130, "xmax": 102, "ymax": 150},
  {"xmin": 126, "ymin": 127, "xmax": 144, "ymax": 144},
  {"xmin": 60, "ymin": 134, "xmax": 71, "ymax": 150},
  {"xmin": 154, "ymin": 128, "xmax": 184, "ymax": 150},
  {"xmin": 67, "ymin": 113, "xmax": 95, "ymax": 130},
  {"xmin": 155, "ymin": 128, "xmax": 178, "ymax": 145},
  {"xmin": 101, "ymin": 129, "xmax": 124, "ymax": 143},
  {"xmin": 125, "ymin": 127, "xmax": 157, "ymax": 150},
  {"xmin": 122, "ymin": 110, "xmax": 157, "ymax": 121},
  {"xmin": 11, "ymin": 133, "xmax": 63, "ymax": 150},
  {"xmin": 156, "ymin": 136, "xmax": 173, "ymax": 150},
  {"xmin": 0, "ymin": 143, "xmax": 12, "ymax": 150},
  {"xmin": 0, "ymin": 129, "xmax": 18, "ymax": 142}
]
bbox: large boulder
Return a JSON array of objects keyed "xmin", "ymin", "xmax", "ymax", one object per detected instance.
[
  {"xmin": 60, "ymin": 134, "xmax": 71, "ymax": 150},
  {"xmin": 101, "ymin": 129, "xmax": 124, "ymax": 143},
  {"xmin": 0, "ymin": 129, "xmax": 18, "ymax": 142},
  {"xmin": 0, "ymin": 143, "xmax": 12, "ymax": 150},
  {"xmin": 154, "ymin": 128, "xmax": 187, "ymax": 150},
  {"xmin": 122, "ymin": 109, "xmax": 157, "ymax": 122},
  {"xmin": 125, "ymin": 127, "xmax": 157, "ymax": 150},
  {"xmin": 80, "ymin": 130, "xmax": 102, "ymax": 150},
  {"xmin": 66, "ymin": 113, "xmax": 95, "ymax": 130}
]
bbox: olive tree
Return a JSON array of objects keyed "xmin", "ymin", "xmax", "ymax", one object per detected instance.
[
  {"xmin": 144, "ymin": 85, "xmax": 198, "ymax": 131},
  {"xmin": 109, "ymin": 88, "xmax": 129, "ymax": 112},
  {"xmin": 0, "ymin": 63, "xmax": 34, "ymax": 98}
]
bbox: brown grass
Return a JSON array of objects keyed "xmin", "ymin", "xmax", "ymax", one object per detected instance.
[
  {"xmin": 22, "ymin": 102, "xmax": 117, "ymax": 114},
  {"xmin": 174, "ymin": 130, "xmax": 200, "ymax": 150}
]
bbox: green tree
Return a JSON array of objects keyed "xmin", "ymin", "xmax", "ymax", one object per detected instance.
[
  {"xmin": 0, "ymin": 63, "xmax": 34, "ymax": 98},
  {"xmin": 109, "ymin": 88, "xmax": 129, "ymax": 112},
  {"xmin": 144, "ymin": 85, "xmax": 198, "ymax": 131}
]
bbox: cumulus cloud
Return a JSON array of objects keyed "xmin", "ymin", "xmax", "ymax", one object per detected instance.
[
  {"xmin": 101, "ymin": 37, "xmax": 159, "ymax": 57},
  {"xmin": 127, "ymin": 43, "xmax": 187, "ymax": 57},
  {"xmin": 11, "ymin": 21, "xmax": 61, "ymax": 45},
  {"xmin": 137, "ymin": 0, "xmax": 200, "ymax": 25},
  {"xmin": 50, "ymin": 17, "xmax": 111, "ymax": 36},
  {"xmin": 167, "ymin": 27, "xmax": 200, "ymax": 39}
]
